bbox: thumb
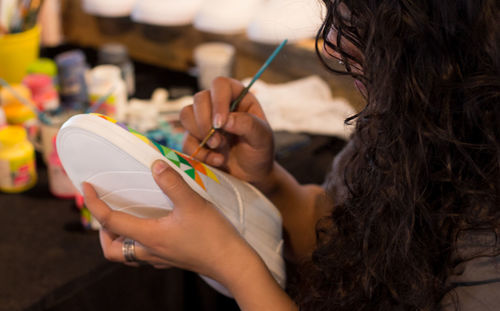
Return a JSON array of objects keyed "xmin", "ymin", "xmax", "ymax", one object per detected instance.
[
  {"xmin": 223, "ymin": 112, "xmax": 273, "ymax": 149},
  {"xmin": 151, "ymin": 160, "xmax": 205, "ymax": 208}
]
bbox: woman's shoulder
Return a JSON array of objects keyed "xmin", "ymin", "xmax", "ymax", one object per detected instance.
[{"xmin": 441, "ymin": 229, "xmax": 500, "ymax": 311}]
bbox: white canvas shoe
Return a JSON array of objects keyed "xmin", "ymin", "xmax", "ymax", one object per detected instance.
[
  {"xmin": 131, "ymin": 0, "xmax": 204, "ymax": 26},
  {"xmin": 194, "ymin": 0, "xmax": 266, "ymax": 35},
  {"xmin": 82, "ymin": 0, "xmax": 137, "ymax": 17},
  {"xmin": 247, "ymin": 0, "xmax": 325, "ymax": 44},
  {"xmin": 56, "ymin": 113, "xmax": 285, "ymax": 297}
]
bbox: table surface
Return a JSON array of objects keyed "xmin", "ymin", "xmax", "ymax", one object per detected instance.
[{"xmin": 0, "ymin": 46, "xmax": 346, "ymax": 311}]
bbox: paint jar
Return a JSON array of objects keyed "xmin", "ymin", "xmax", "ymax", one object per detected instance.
[
  {"xmin": 47, "ymin": 136, "xmax": 76, "ymax": 198},
  {"xmin": 23, "ymin": 74, "xmax": 60, "ymax": 112},
  {"xmin": 0, "ymin": 83, "xmax": 41, "ymax": 149},
  {"xmin": 55, "ymin": 50, "xmax": 89, "ymax": 111},
  {"xmin": 98, "ymin": 43, "xmax": 135, "ymax": 96},
  {"xmin": 88, "ymin": 65, "xmax": 128, "ymax": 121},
  {"xmin": 39, "ymin": 111, "xmax": 75, "ymax": 164},
  {"xmin": 0, "ymin": 126, "xmax": 37, "ymax": 193},
  {"xmin": 193, "ymin": 42, "xmax": 235, "ymax": 90}
]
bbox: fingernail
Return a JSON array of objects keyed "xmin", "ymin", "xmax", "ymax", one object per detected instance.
[
  {"xmin": 152, "ymin": 160, "xmax": 168, "ymax": 175},
  {"xmin": 207, "ymin": 135, "xmax": 219, "ymax": 149},
  {"xmin": 213, "ymin": 113, "xmax": 223, "ymax": 129},
  {"xmin": 225, "ymin": 115, "xmax": 234, "ymax": 129}
]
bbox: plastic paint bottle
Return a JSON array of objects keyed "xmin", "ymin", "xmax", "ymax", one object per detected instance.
[
  {"xmin": 47, "ymin": 136, "xmax": 76, "ymax": 198},
  {"xmin": 0, "ymin": 126, "xmax": 37, "ymax": 193},
  {"xmin": 23, "ymin": 74, "xmax": 60, "ymax": 112},
  {"xmin": 88, "ymin": 65, "xmax": 127, "ymax": 121},
  {"xmin": 55, "ymin": 50, "xmax": 89, "ymax": 111},
  {"xmin": 98, "ymin": 43, "xmax": 135, "ymax": 96},
  {"xmin": 0, "ymin": 84, "xmax": 39, "ymax": 146}
]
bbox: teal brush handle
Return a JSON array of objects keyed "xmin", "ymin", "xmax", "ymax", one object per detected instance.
[
  {"xmin": 191, "ymin": 39, "xmax": 288, "ymax": 158},
  {"xmin": 229, "ymin": 39, "xmax": 288, "ymax": 112}
]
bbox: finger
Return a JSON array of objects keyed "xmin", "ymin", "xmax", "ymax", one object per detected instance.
[
  {"xmin": 98, "ymin": 231, "xmax": 139, "ymax": 267},
  {"xmin": 181, "ymin": 104, "xmax": 225, "ymax": 150},
  {"xmin": 99, "ymin": 230, "xmax": 159, "ymax": 267},
  {"xmin": 223, "ymin": 112, "xmax": 273, "ymax": 149},
  {"xmin": 82, "ymin": 182, "xmax": 156, "ymax": 242},
  {"xmin": 192, "ymin": 90, "xmax": 214, "ymax": 137},
  {"xmin": 150, "ymin": 160, "xmax": 207, "ymax": 208},
  {"xmin": 182, "ymin": 134, "xmax": 225, "ymax": 167},
  {"xmin": 99, "ymin": 229, "xmax": 123, "ymax": 262},
  {"xmin": 179, "ymin": 105, "xmax": 202, "ymax": 140},
  {"xmin": 211, "ymin": 77, "xmax": 260, "ymax": 128}
]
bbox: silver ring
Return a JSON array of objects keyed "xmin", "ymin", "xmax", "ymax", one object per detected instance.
[
  {"xmin": 338, "ymin": 59, "xmax": 344, "ymax": 65},
  {"xmin": 122, "ymin": 238, "xmax": 137, "ymax": 262}
]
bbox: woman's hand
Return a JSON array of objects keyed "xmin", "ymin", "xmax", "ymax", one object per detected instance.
[
  {"xmin": 180, "ymin": 77, "xmax": 276, "ymax": 194},
  {"xmin": 83, "ymin": 160, "xmax": 298, "ymax": 310},
  {"xmin": 82, "ymin": 160, "xmax": 261, "ymax": 286}
]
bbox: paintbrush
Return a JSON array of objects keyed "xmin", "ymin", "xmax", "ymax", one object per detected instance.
[
  {"xmin": 191, "ymin": 39, "xmax": 288, "ymax": 158},
  {"xmin": 85, "ymin": 85, "xmax": 117, "ymax": 114},
  {"xmin": 22, "ymin": 0, "xmax": 42, "ymax": 31}
]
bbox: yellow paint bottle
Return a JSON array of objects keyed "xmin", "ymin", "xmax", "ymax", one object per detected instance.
[{"xmin": 0, "ymin": 126, "xmax": 37, "ymax": 193}]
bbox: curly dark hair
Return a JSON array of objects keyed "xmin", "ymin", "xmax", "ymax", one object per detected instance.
[{"xmin": 294, "ymin": 0, "xmax": 500, "ymax": 310}]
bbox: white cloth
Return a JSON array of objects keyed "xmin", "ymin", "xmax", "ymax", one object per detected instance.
[{"xmin": 243, "ymin": 76, "xmax": 356, "ymax": 139}]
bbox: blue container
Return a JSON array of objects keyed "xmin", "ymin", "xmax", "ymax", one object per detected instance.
[{"xmin": 55, "ymin": 50, "xmax": 88, "ymax": 111}]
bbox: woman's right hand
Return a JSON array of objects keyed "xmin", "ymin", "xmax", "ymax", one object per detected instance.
[{"xmin": 180, "ymin": 77, "xmax": 276, "ymax": 193}]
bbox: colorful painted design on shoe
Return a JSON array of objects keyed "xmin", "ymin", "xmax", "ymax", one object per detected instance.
[{"xmin": 90, "ymin": 113, "xmax": 219, "ymax": 190}]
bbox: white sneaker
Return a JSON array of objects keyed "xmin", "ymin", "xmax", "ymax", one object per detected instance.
[
  {"xmin": 131, "ymin": 0, "xmax": 204, "ymax": 26},
  {"xmin": 56, "ymin": 113, "xmax": 285, "ymax": 297},
  {"xmin": 247, "ymin": 0, "xmax": 325, "ymax": 44},
  {"xmin": 82, "ymin": 0, "xmax": 137, "ymax": 17},
  {"xmin": 194, "ymin": 0, "xmax": 266, "ymax": 35}
]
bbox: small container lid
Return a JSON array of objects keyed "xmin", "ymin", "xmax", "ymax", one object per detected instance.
[
  {"xmin": 27, "ymin": 58, "xmax": 58, "ymax": 77},
  {"xmin": 90, "ymin": 65, "xmax": 122, "ymax": 84},
  {"xmin": 0, "ymin": 125, "xmax": 27, "ymax": 147},
  {"xmin": 55, "ymin": 50, "xmax": 87, "ymax": 68},
  {"xmin": 3, "ymin": 103, "xmax": 36, "ymax": 125}
]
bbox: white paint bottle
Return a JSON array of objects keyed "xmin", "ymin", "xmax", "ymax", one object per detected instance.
[{"xmin": 88, "ymin": 65, "xmax": 128, "ymax": 122}]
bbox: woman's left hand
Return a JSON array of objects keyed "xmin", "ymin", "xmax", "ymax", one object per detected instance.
[{"xmin": 82, "ymin": 159, "xmax": 260, "ymax": 286}]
